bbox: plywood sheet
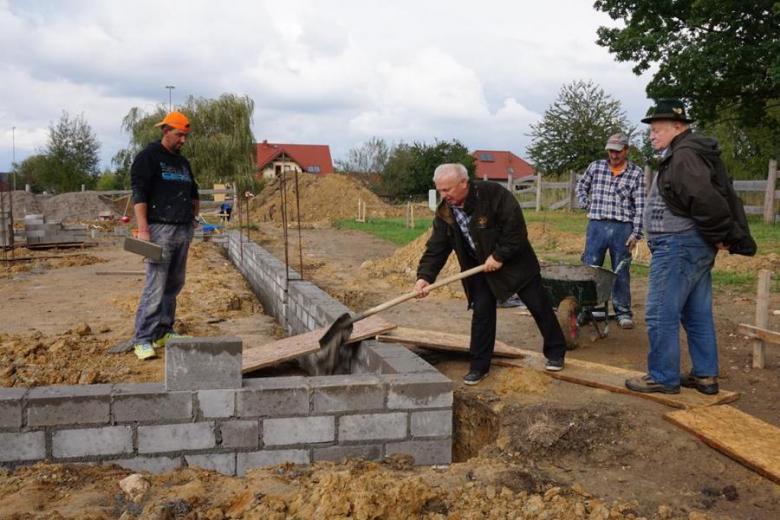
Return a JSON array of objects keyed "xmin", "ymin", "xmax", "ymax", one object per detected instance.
[
  {"xmin": 664, "ymin": 405, "xmax": 780, "ymax": 484},
  {"xmin": 493, "ymin": 350, "xmax": 739, "ymax": 409},
  {"xmin": 241, "ymin": 315, "xmax": 396, "ymax": 373},
  {"xmin": 376, "ymin": 327, "xmax": 524, "ymax": 359}
]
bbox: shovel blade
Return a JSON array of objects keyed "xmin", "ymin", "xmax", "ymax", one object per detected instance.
[{"xmin": 312, "ymin": 312, "xmax": 355, "ymax": 375}]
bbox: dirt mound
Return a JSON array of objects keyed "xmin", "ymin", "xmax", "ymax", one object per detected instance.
[
  {"xmin": 248, "ymin": 174, "xmax": 404, "ymax": 225},
  {"xmin": 2, "ymin": 191, "xmax": 43, "ymax": 219},
  {"xmin": 43, "ymin": 191, "xmax": 122, "ymax": 223}
]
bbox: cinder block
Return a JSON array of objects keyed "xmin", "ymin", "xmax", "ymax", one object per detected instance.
[
  {"xmin": 338, "ymin": 413, "xmax": 407, "ymax": 442},
  {"xmin": 263, "ymin": 416, "xmax": 335, "ymax": 446},
  {"xmin": 386, "ymin": 373, "xmax": 453, "ymax": 410},
  {"xmin": 165, "ymin": 337, "xmax": 242, "ymax": 391},
  {"xmin": 27, "ymin": 384, "xmax": 112, "ymax": 427},
  {"xmin": 137, "ymin": 422, "xmax": 215, "ymax": 454},
  {"xmin": 0, "ymin": 431, "xmax": 46, "ymax": 462},
  {"xmin": 0, "ymin": 388, "xmax": 27, "ymax": 429},
  {"xmin": 236, "ymin": 450, "xmax": 309, "ymax": 477},
  {"xmin": 312, "ymin": 445, "xmax": 383, "ymax": 463},
  {"xmin": 220, "ymin": 420, "xmax": 259, "ymax": 449},
  {"xmin": 411, "ymin": 410, "xmax": 452, "ymax": 438},
  {"xmin": 52, "ymin": 426, "xmax": 133, "ymax": 458},
  {"xmin": 197, "ymin": 389, "xmax": 235, "ymax": 418},
  {"xmin": 185, "ymin": 453, "xmax": 236, "ymax": 476},
  {"xmin": 309, "ymin": 375, "xmax": 384, "ymax": 413},
  {"xmin": 386, "ymin": 439, "xmax": 452, "ymax": 466},
  {"xmin": 112, "ymin": 456, "xmax": 181, "ymax": 474},
  {"xmin": 237, "ymin": 377, "xmax": 309, "ymax": 417},
  {"xmin": 112, "ymin": 383, "xmax": 192, "ymax": 422},
  {"xmin": 382, "ymin": 356, "xmax": 438, "ymax": 374}
]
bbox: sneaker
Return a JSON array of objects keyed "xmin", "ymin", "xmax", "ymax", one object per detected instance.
[
  {"xmin": 680, "ymin": 373, "xmax": 719, "ymax": 395},
  {"xmin": 133, "ymin": 342, "xmax": 157, "ymax": 360},
  {"xmin": 463, "ymin": 370, "xmax": 488, "ymax": 386},
  {"xmin": 154, "ymin": 332, "xmax": 192, "ymax": 348},
  {"xmin": 618, "ymin": 317, "xmax": 634, "ymax": 329},
  {"xmin": 545, "ymin": 358, "xmax": 564, "ymax": 372},
  {"xmin": 625, "ymin": 375, "xmax": 680, "ymax": 394}
]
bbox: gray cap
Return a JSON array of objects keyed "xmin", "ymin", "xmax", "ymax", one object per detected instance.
[{"xmin": 605, "ymin": 133, "xmax": 629, "ymax": 151}]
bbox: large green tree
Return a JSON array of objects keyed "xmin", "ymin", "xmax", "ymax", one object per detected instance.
[
  {"xmin": 14, "ymin": 154, "xmax": 48, "ymax": 193},
  {"xmin": 380, "ymin": 139, "xmax": 475, "ymax": 198},
  {"xmin": 335, "ymin": 137, "xmax": 392, "ymax": 174},
  {"xmin": 114, "ymin": 93, "xmax": 257, "ymax": 189},
  {"xmin": 39, "ymin": 112, "xmax": 101, "ymax": 193},
  {"xmin": 526, "ymin": 80, "xmax": 635, "ymax": 174}
]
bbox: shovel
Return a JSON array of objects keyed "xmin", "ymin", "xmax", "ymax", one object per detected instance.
[{"xmin": 317, "ymin": 264, "xmax": 486, "ymax": 372}]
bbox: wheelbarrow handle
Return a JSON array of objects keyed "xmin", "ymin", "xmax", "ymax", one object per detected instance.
[{"xmin": 349, "ymin": 264, "xmax": 487, "ymax": 324}]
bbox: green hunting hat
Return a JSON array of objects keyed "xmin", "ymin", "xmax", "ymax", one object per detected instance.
[{"xmin": 641, "ymin": 99, "xmax": 694, "ymax": 124}]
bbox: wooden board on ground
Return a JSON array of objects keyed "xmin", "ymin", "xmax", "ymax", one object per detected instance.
[
  {"xmin": 737, "ymin": 323, "xmax": 780, "ymax": 345},
  {"xmin": 493, "ymin": 350, "xmax": 739, "ymax": 409},
  {"xmin": 376, "ymin": 327, "xmax": 524, "ymax": 359},
  {"xmin": 241, "ymin": 315, "xmax": 396, "ymax": 374},
  {"xmin": 664, "ymin": 405, "xmax": 780, "ymax": 484}
]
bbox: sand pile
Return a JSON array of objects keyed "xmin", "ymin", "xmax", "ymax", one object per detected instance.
[
  {"xmin": 43, "ymin": 191, "xmax": 121, "ymax": 223},
  {"xmin": 2, "ymin": 191, "xmax": 43, "ymax": 220},
  {"xmin": 248, "ymin": 174, "xmax": 403, "ymax": 225}
]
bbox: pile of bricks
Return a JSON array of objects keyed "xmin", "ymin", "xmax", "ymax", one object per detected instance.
[{"xmin": 24, "ymin": 214, "xmax": 88, "ymax": 246}]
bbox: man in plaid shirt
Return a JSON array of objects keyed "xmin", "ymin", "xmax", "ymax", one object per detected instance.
[{"xmin": 576, "ymin": 133, "xmax": 646, "ymax": 329}]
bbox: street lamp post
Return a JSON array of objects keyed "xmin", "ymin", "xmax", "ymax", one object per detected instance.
[
  {"xmin": 11, "ymin": 126, "xmax": 16, "ymax": 191},
  {"xmin": 165, "ymin": 85, "xmax": 175, "ymax": 112}
]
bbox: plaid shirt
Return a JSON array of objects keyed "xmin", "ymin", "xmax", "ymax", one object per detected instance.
[
  {"xmin": 576, "ymin": 159, "xmax": 647, "ymax": 239},
  {"xmin": 451, "ymin": 206, "xmax": 477, "ymax": 255}
]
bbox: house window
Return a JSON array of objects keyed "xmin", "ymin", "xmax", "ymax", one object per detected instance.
[
  {"xmin": 284, "ymin": 165, "xmax": 292, "ymax": 172},
  {"xmin": 306, "ymin": 165, "xmax": 321, "ymax": 173},
  {"xmin": 507, "ymin": 167, "xmax": 514, "ymax": 174},
  {"xmin": 480, "ymin": 153, "xmax": 494, "ymax": 162}
]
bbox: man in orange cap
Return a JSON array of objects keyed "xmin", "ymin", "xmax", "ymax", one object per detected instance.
[{"xmin": 130, "ymin": 111, "xmax": 199, "ymax": 360}]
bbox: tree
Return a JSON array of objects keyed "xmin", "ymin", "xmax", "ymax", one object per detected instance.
[
  {"xmin": 526, "ymin": 80, "xmax": 634, "ymax": 174},
  {"xmin": 335, "ymin": 137, "xmax": 392, "ymax": 174},
  {"xmin": 39, "ymin": 112, "xmax": 101, "ymax": 193},
  {"xmin": 114, "ymin": 93, "xmax": 256, "ymax": 190},
  {"xmin": 14, "ymin": 154, "xmax": 48, "ymax": 193},
  {"xmin": 380, "ymin": 139, "xmax": 475, "ymax": 198}
]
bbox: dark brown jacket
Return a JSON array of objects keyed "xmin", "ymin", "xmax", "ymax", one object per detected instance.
[{"xmin": 416, "ymin": 180, "xmax": 540, "ymax": 303}]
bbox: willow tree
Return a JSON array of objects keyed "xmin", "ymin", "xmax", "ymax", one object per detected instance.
[{"xmin": 113, "ymin": 93, "xmax": 257, "ymax": 190}]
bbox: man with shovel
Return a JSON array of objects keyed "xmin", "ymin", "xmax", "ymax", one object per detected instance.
[{"xmin": 415, "ymin": 163, "xmax": 567, "ymax": 385}]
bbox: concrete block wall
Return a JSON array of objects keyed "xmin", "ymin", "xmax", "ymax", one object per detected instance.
[
  {"xmin": 24, "ymin": 214, "xmax": 87, "ymax": 246},
  {"xmin": 1, "ymin": 205, "xmax": 12, "ymax": 248}
]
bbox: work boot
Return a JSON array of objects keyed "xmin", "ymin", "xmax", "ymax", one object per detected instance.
[
  {"xmin": 134, "ymin": 342, "xmax": 157, "ymax": 360},
  {"xmin": 618, "ymin": 317, "xmax": 634, "ymax": 329},
  {"xmin": 625, "ymin": 375, "xmax": 679, "ymax": 394},
  {"xmin": 680, "ymin": 373, "xmax": 719, "ymax": 395},
  {"xmin": 463, "ymin": 370, "xmax": 488, "ymax": 386},
  {"xmin": 155, "ymin": 332, "xmax": 192, "ymax": 348}
]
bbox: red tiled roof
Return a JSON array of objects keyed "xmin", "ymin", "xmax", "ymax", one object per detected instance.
[
  {"xmin": 471, "ymin": 150, "xmax": 535, "ymax": 180},
  {"xmin": 255, "ymin": 141, "xmax": 334, "ymax": 176}
]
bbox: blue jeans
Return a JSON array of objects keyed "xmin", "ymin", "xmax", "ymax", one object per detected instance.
[
  {"xmin": 582, "ymin": 219, "xmax": 633, "ymax": 318},
  {"xmin": 645, "ymin": 231, "xmax": 718, "ymax": 386},
  {"xmin": 133, "ymin": 223, "xmax": 193, "ymax": 344}
]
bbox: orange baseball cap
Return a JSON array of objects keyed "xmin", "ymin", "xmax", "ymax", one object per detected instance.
[{"xmin": 155, "ymin": 111, "xmax": 190, "ymax": 133}]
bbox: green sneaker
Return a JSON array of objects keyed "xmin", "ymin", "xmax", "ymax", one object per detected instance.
[
  {"xmin": 134, "ymin": 342, "xmax": 157, "ymax": 360},
  {"xmin": 155, "ymin": 332, "xmax": 192, "ymax": 348}
]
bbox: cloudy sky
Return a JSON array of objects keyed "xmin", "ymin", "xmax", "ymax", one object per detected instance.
[{"xmin": 0, "ymin": 0, "xmax": 655, "ymax": 173}]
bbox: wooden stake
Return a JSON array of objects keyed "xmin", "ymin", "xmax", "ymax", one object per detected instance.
[
  {"xmin": 763, "ymin": 160, "xmax": 777, "ymax": 224},
  {"xmin": 753, "ymin": 269, "xmax": 771, "ymax": 368}
]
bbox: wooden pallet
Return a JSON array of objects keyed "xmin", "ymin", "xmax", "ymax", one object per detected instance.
[{"xmin": 376, "ymin": 327, "xmax": 524, "ymax": 358}]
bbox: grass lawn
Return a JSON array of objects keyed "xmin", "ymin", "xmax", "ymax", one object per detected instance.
[{"xmin": 335, "ymin": 218, "xmax": 432, "ymax": 245}]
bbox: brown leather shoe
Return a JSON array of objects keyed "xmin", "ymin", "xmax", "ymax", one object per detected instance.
[
  {"xmin": 680, "ymin": 373, "xmax": 719, "ymax": 395},
  {"xmin": 625, "ymin": 375, "xmax": 680, "ymax": 394}
]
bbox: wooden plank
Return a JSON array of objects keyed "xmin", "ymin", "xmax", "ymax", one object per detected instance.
[
  {"xmin": 753, "ymin": 269, "xmax": 771, "ymax": 368},
  {"xmin": 664, "ymin": 405, "xmax": 780, "ymax": 484},
  {"xmin": 241, "ymin": 315, "xmax": 396, "ymax": 373},
  {"xmin": 733, "ymin": 180, "xmax": 767, "ymax": 191},
  {"xmin": 375, "ymin": 327, "xmax": 524, "ymax": 358},
  {"xmin": 492, "ymin": 350, "xmax": 739, "ymax": 409},
  {"xmin": 738, "ymin": 323, "xmax": 780, "ymax": 345}
]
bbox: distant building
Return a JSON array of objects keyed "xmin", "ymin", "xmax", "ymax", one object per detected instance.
[
  {"xmin": 255, "ymin": 141, "xmax": 334, "ymax": 180},
  {"xmin": 471, "ymin": 150, "xmax": 535, "ymax": 191}
]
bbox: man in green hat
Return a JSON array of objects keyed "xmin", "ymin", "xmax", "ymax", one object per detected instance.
[{"xmin": 625, "ymin": 99, "xmax": 755, "ymax": 395}]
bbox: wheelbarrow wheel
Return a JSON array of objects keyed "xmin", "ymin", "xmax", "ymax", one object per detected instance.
[{"xmin": 556, "ymin": 296, "xmax": 580, "ymax": 350}]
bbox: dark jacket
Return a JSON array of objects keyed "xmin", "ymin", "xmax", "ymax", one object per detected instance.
[
  {"xmin": 416, "ymin": 180, "xmax": 540, "ymax": 303},
  {"xmin": 657, "ymin": 130, "xmax": 756, "ymax": 255},
  {"xmin": 131, "ymin": 141, "xmax": 199, "ymax": 225}
]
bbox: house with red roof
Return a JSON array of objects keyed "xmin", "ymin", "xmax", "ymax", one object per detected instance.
[
  {"xmin": 255, "ymin": 140, "xmax": 334, "ymax": 180},
  {"xmin": 471, "ymin": 150, "xmax": 535, "ymax": 191}
]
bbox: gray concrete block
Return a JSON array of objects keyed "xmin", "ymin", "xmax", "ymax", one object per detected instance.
[
  {"xmin": 112, "ymin": 383, "xmax": 192, "ymax": 422},
  {"xmin": 410, "ymin": 410, "xmax": 452, "ymax": 438},
  {"xmin": 263, "ymin": 416, "xmax": 335, "ymax": 446},
  {"xmin": 185, "ymin": 453, "xmax": 236, "ymax": 476},
  {"xmin": 165, "ymin": 337, "xmax": 242, "ymax": 391},
  {"xmin": 27, "ymin": 384, "xmax": 112, "ymax": 427},
  {"xmin": 220, "ymin": 420, "xmax": 259, "ymax": 449},
  {"xmin": 309, "ymin": 375, "xmax": 384, "ymax": 413},
  {"xmin": 138, "ymin": 422, "xmax": 215, "ymax": 454},
  {"xmin": 111, "ymin": 456, "xmax": 181, "ymax": 474},
  {"xmin": 385, "ymin": 373, "xmax": 453, "ymax": 410},
  {"xmin": 0, "ymin": 388, "xmax": 26, "ymax": 429},
  {"xmin": 0, "ymin": 431, "xmax": 46, "ymax": 462},
  {"xmin": 236, "ymin": 450, "xmax": 309, "ymax": 476},
  {"xmin": 386, "ymin": 439, "xmax": 452, "ymax": 466},
  {"xmin": 237, "ymin": 377, "xmax": 309, "ymax": 417},
  {"xmin": 382, "ymin": 356, "xmax": 438, "ymax": 374},
  {"xmin": 312, "ymin": 444, "xmax": 383, "ymax": 463},
  {"xmin": 52, "ymin": 426, "xmax": 133, "ymax": 458},
  {"xmin": 197, "ymin": 389, "xmax": 235, "ymax": 418},
  {"xmin": 338, "ymin": 413, "xmax": 407, "ymax": 442}
]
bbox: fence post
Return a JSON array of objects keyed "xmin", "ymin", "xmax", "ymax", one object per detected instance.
[
  {"xmin": 535, "ymin": 173, "xmax": 543, "ymax": 212},
  {"xmin": 644, "ymin": 165, "xmax": 653, "ymax": 195},
  {"xmin": 568, "ymin": 170, "xmax": 577, "ymax": 211},
  {"xmin": 507, "ymin": 174, "xmax": 514, "ymax": 192},
  {"xmin": 752, "ymin": 269, "xmax": 771, "ymax": 368},
  {"xmin": 763, "ymin": 159, "xmax": 777, "ymax": 224}
]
